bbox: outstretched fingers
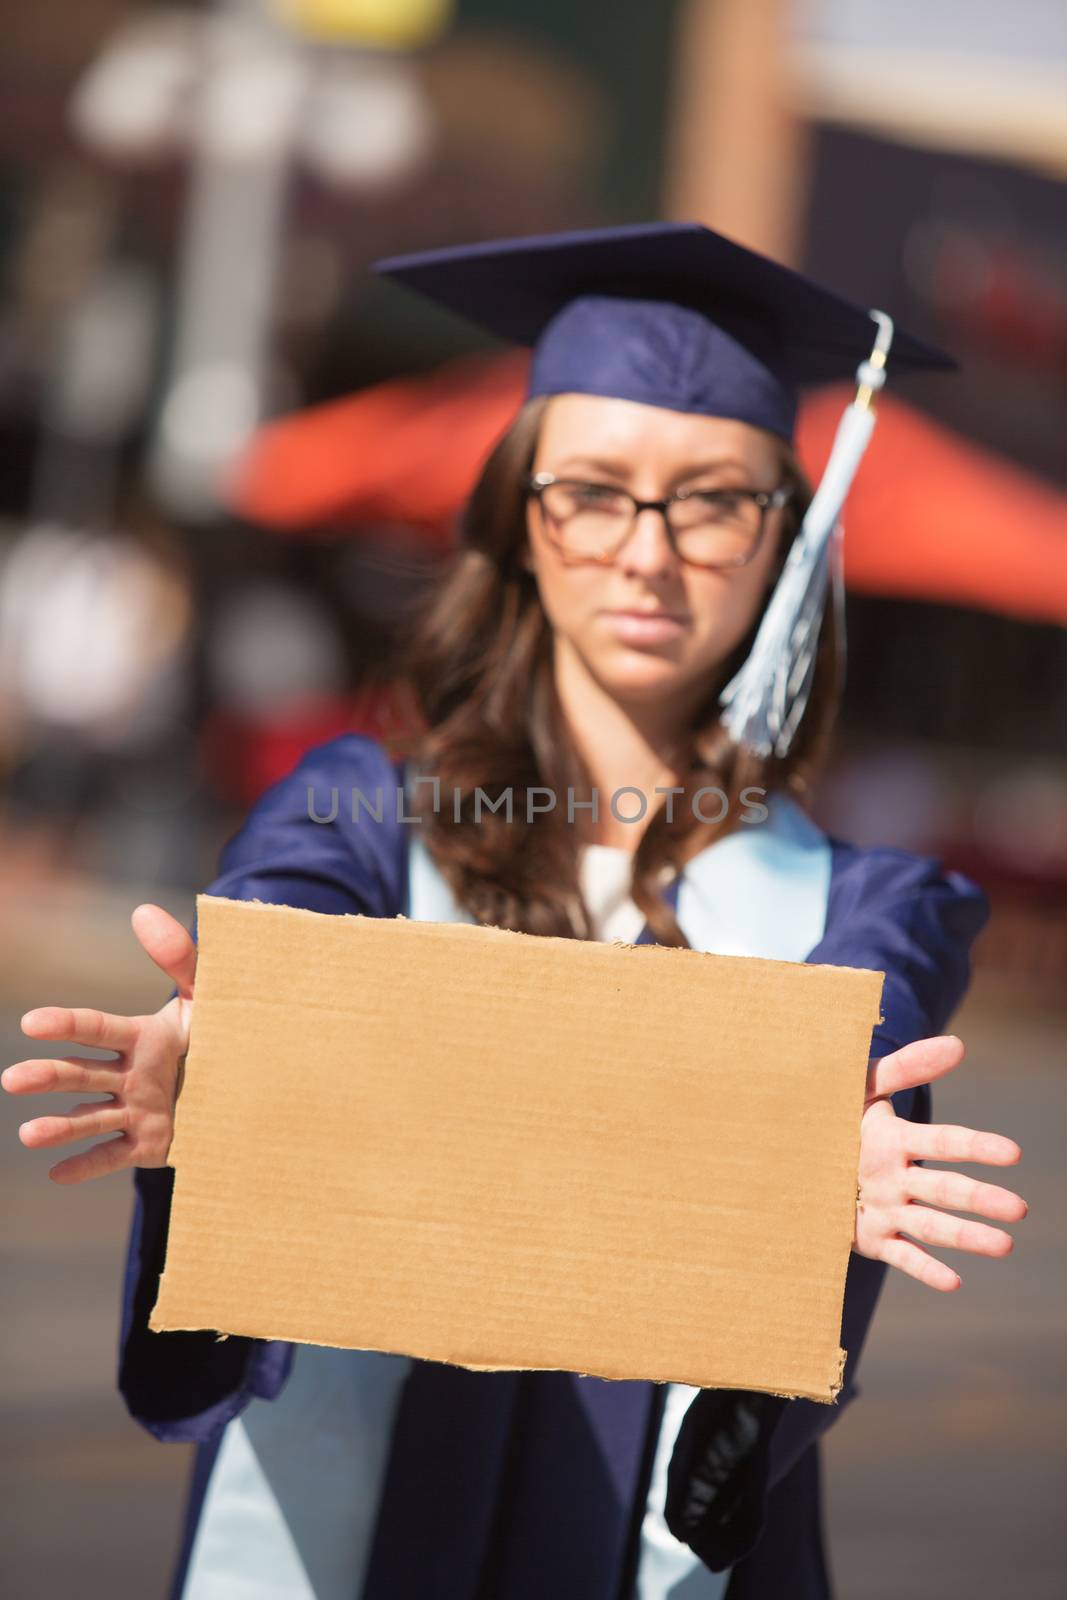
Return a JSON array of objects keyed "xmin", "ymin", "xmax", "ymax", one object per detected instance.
[
  {"xmin": 2, "ymin": 1055, "xmax": 126, "ymax": 1097},
  {"xmin": 18, "ymin": 1099, "xmax": 126, "ymax": 1150},
  {"xmin": 896, "ymin": 1202, "xmax": 1015, "ymax": 1258},
  {"xmin": 905, "ymin": 1164, "xmax": 1028, "ymax": 1223},
  {"xmin": 904, "ymin": 1121, "xmax": 1022, "ymax": 1166},
  {"xmin": 867, "ymin": 1035, "xmax": 965, "ymax": 1101},
  {"xmin": 46, "ymin": 1134, "xmax": 133, "ymax": 1186},
  {"xmin": 18, "ymin": 1006, "xmax": 137, "ymax": 1055},
  {"xmin": 131, "ymin": 904, "xmax": 197, "ymax": 999},
  {"xmin": 879, "ymin": 1235, "xmax": 961, "ymax": 1293}
]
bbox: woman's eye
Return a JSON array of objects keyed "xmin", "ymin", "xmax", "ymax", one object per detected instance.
[
  {"xmin": 573, "ymin": 484, "xmax": 625, "ymax": 507},
  {"xmin": 694, "ymin": 490, "xmax": 744, "ymax": 516}
]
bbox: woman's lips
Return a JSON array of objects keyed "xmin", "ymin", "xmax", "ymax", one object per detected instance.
[{"xmin": 599, "ymin": 609, "xmax": 688, "ymax": 645}]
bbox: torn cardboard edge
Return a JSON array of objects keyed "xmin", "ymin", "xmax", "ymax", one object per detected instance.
[{"xmin": 152, "ymin": 895, "xmax": 884, "ymax": 1404}]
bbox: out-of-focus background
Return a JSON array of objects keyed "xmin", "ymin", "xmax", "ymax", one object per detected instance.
[{"xmin": 0, "ymin": 2, "xmax": 1063, "ymax": 1596}]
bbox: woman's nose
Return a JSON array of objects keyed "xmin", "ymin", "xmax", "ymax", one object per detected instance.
[{"xmin": 617, "ymin": 507, "xmax": 677, "ymax": 578}]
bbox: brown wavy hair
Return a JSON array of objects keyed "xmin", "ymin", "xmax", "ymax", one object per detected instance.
[{"xmin": 387, "ymin": 395, "xmax": 842, "ymax": 946}]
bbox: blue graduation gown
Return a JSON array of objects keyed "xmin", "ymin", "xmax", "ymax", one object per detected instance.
[{"xmin": 117, "ymin": 734, "xmax": 989, "ymax": 1600}]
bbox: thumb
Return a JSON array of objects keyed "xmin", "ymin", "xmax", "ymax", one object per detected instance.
[
  {"xmin": 131, "ymin": 903, "xmax": 198, "ymax": 1001},
  {"xmin": 866, "ymin": 1034, "xmax": 965, "ymax": 1103}
]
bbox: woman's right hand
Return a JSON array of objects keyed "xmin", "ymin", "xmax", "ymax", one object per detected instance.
[{"xmin": 2, "ymin": 904, "xmax": 196, "ymax": 1184}]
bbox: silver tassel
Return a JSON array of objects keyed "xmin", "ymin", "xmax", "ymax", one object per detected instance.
[{"xmin": 718, "ymin": 311, "xmax": 894, "ymax": 759}]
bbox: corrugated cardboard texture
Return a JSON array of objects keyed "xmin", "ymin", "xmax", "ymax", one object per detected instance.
[{"xmin": 150, "ymin": 894, "xmax": 885, "ymax": 1403}]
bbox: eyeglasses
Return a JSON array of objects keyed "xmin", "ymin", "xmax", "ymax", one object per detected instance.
[{"xmin": 524, "ymin": 472, "xmax": 793, "ymax": 570}]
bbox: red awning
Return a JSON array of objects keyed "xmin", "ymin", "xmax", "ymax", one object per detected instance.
[{"xmin": 227, "ymin": 349, "xmax": 1067, "ymax": 625}]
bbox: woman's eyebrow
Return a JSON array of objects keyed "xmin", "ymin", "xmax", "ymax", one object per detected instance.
[
  {"xmin": 554, "ymin": 455, "xmax": 752, "ymax": 482},
  {"xmin": 671, "ymin": 458, "xmax": 752, "ymax": 483},
  {"xmin": 554, "ymin": 455, "xmax": 632, "ymax": 475}
]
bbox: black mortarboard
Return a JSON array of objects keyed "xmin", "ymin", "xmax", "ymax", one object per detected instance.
[{"xmin": 372, "ymin": 220, "xmax": 954, "ymax": 441}]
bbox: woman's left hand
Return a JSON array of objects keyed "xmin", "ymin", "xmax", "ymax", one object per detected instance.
[{"xmin": 852, "ymin": 1034, "xmax": 1027, "ymax": 1291}]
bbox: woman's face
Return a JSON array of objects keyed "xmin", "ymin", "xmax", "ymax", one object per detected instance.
[{"xmin": 525, "ymin": 393, "xmax": 789, "ymax": 715}]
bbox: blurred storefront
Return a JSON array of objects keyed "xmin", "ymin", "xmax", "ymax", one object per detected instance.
[{"xmin": 0, "ymin": 0, "xmax": 1062, "ymax": 1001}]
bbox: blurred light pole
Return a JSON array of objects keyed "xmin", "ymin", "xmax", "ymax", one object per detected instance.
[
  {"xmin": 662, "ymin": 0, "xmax": 811, "ymax": 265},
  {"xmin": 70, "ymin": 0, "xmax": 451, "ymax": 523}
]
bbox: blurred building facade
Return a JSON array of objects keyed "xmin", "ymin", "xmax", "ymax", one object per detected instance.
[{"xmin": 0, "ymin": 0, "xmax": 1062, "ymax": 999}]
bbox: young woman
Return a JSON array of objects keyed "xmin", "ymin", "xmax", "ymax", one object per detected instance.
[{"xmin": 4, "ymin": 224, "xmax": 1026, "ymax": 1600}]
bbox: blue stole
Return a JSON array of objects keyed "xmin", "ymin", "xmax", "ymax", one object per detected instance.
[{"xmin": 177, "ymin": 792, "xmax": 832, "ymax": 1600}]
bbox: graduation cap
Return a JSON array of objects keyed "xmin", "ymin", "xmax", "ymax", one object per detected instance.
[{"xmin": 372, "ymin": 221, "xmax": 957, "ymax": 758}]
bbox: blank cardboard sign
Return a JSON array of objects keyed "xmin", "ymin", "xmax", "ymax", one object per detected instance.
[{"xmin": 149, "ymin": 894, "xmax": 885, "ymax": 1403}]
